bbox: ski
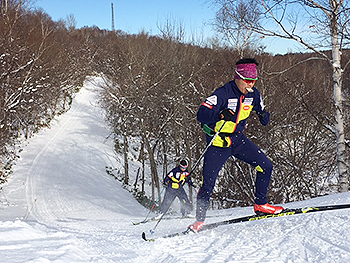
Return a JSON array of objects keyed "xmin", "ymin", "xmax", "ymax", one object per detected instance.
[
  {"xmin": 141, "ymin": 203, "xmax": 350, "ymax": 241},
  {"xmin": 134, "ymin": 212, "xmax": 226, "ymax": 225},
  {"xmin": 133, "ymin": 218, "xmax": 154, "ymax": 225},
  {"xmin": 142, "ymin": 228, "xmax": 192, "ymax": 242},
  {"xmin": 133, "ymin": 215, "xmax": 195, "ymax": 225}
]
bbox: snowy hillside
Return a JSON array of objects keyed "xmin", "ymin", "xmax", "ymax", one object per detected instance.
[{"xmin": 0, "ymin": 78, "xmax": 350, "ymax": 263}]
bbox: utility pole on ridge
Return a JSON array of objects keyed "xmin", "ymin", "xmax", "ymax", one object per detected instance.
[{"xmin": 111, "ymin": 2, "xmax": 115, "ymax": 32}]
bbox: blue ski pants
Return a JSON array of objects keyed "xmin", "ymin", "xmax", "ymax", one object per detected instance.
[
  {"xmin": 160, "ymin": 187, "xmax": 192, "ymax": 216},
  {"xmin": 196, "ymin": 132, "xmax": 273, "ymax": 221}
]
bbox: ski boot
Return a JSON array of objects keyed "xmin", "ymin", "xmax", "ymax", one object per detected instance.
[
  {"xmin": 188, "ymin": 221, "xmax": 204, "ymax": 232},
  {"xmin": 254, "ymin": 203, "xmax": 284, "ymax": 215}
]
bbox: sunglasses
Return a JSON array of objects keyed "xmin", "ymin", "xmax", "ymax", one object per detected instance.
[
  {"xmin": 180, "ymin": 165, "xmax": 188, "ymax": 170},
  {"xmin": 235, "ymin": 70, "xmax": 257, "ymax": 84}
]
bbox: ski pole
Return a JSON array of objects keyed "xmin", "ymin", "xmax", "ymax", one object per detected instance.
[
  {"xmin": 188, "ymin": 121, "xmax": 227, "ymax": 176},
  {"xmin": 142, "ymin": 186, "xmax": 166, "ymax": 223},
  {"xmin": 149, "ymin": 196, "xmax": 173, "ymax": 234},
  {"xmin": 150, "ymin": 181, "xmax": 190, "ymax": 234}
]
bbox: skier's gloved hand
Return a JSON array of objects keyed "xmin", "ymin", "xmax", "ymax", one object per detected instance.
[
  {"xmin": 202, "ymin": 123, "xmax": 215, "ymax": 136},
  {"xmin": 258, "ymin": 110, "xmax": 270, "ymax": 126},
  {"xmin": 181, "ymin": 172, "xmax": 189, "ymax": 177},
  {"xmin": 187, "ymin": 179, "xmax": 194, "ymax": 187},
  {"xmin": 218, "ymin": 109, "xmax": 236, "ymax": 121}
]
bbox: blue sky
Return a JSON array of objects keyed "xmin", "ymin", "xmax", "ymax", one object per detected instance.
[
  {"xmin": 34, "ymin": 0, "xmax": 216, "ymax": 37},
  {"xmin": 33, "ymin": 0, "xmax": 297, "ymax": 54}
]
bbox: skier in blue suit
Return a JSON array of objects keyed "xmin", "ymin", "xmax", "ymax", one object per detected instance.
[
  {"xmin": 158, "ymin": 160, "xmax": 193, "ymax": 218},
  {"xmin": 189, "ymin": 58, "xmax": 283, "ymax": 232}
]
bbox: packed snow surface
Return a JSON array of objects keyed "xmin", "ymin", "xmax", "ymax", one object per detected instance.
[{"xmin": 1, "ymin": 78, "xmax": 350, "ymax": 263}]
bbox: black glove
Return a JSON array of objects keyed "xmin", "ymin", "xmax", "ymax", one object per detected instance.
[
  {"xmin": 258, "ymin": 110, "xmax": 270, "ymax": 126},
  {"xmin": 218, "ymin": 109, "xmax": 236, "ymax": 121},
  {"xmin": 187, "ymin": 180, "xmax": 194, "ymax": 187}
]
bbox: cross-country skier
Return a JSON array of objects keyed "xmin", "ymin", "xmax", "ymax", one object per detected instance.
[
  {"xmin": 157, "ymin": 159, "xmax": 194, "ymax": 218},
  {"xmin": 189, "ymin": 58, "xmax": 283, "ymax": 232}
]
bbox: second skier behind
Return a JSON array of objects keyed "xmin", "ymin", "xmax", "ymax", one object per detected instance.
[{"xmin": 157, "ymin": 159, "xmax": 194, "ymax": 218}]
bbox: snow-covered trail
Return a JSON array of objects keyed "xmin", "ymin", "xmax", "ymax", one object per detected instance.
[
  {"xmin": 0, "ymin": 77, "xmax": 350, "ymax": 262},
  {"xmin": 0, "ymin": 78, "xmax": 149, "ymax": 262}
]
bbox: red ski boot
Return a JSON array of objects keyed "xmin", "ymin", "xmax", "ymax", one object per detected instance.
[
  {"xmin": 188, "ymin": 221, "xmax": 204, "ymax": 232},
  {"xmin": 254, "ymin": 203, "xmax": 284, "ymax": 215}
]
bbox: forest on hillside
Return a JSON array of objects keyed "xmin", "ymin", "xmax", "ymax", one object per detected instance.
[{"xmin": 1, "ymin": 0, "xmax": 349, "ymax": 210}]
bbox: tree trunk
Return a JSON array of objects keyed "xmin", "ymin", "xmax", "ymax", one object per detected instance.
[
  {"xmin": 140, "ymin": 139, "xmax": 145, "ymax": 193},
  {"xmin": 134, "ymin": 167, "xmax": 140, "ymax": 189},
  {"xmin": 140, "ymin": 124, "xmax": 160, "ymax": 201},
  {"xmin": 162, "ymin": 135, "xmax": 167, "ymax": 180},
  {"xmin": 123, "ymin": 133, "xmax": 129, "ymax": 185},
  {"xmin": 0, "ymin": 156, "xmax": 3, "ymax": 180},
  {"xmin": 330, "ymin": 20, "xmax": 349, "ymax": 192},
  {"xmin": 142, "ymin": 151, "xmax": 145, "ymax": 193}
]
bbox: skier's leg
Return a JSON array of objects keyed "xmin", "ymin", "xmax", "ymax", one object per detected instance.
[
  {"xmin": 196, "ymin": 146, "xmax": 232, "ymax": 221},
  {"xmin": 178, "ymin": 188, "xmax": 192, "ymax": 216},
  {"xmin": 233, "ymin": 135, "xmax": 272, "ymax": 205},
  {"xmin": 159, "ymin": 188, "xmax": 177, "ymax": 214}
]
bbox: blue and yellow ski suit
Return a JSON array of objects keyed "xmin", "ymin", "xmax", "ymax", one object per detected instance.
[
  {"xmin": 196, "ymin": 80, "xmax": 272, "ymax": 221},
  {"xmin": 160, "ymin": 166, "xmax": 193, "ymax": 216}
]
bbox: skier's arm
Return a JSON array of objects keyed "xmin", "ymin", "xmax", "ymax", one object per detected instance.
[
  {"xmin": 257, "ymin": 110, "xmax": 270, "ymax": 126},
  {"xmin": 186, "ymin": 176, "xmax": 194, "ymax": 187},
  {"xmin": 163, "ymin": 172, "xmax": 173, "ymax": 186},
  {"xmin": 197, "ymin": 91, "xmax": 225, "ymax": 125},
  {"xmin": 253, "ymin": 89, "xmax": 270, "ymax": 126}
]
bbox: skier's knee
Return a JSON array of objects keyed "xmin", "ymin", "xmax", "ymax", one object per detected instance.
[{"xmin": 255, "ymin": 160, "xmax": 272, "ymax": 174}]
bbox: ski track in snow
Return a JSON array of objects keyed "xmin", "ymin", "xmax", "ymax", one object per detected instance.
[{"xmin": 0, "ymin": 77, "xmax": 350, "ymax": 262}]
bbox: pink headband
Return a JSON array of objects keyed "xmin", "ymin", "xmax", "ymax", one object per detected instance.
[{"xmin": 234, "ymin": 63, "xmax": 258, "ymax": 80}]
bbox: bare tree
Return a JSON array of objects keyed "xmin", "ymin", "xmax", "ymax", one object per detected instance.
[
  {"xmin": 214, "ymin": 0, "xmax": 350, "ymax": 192},
  {"xmin": 214, "ymin": 0, "xmax": 263, "ymax": 57},
  {"xmin": 65, "ymin": 13, "xmax": 77, "ymax": 31}
]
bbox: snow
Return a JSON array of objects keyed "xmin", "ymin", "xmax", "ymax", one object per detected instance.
[{"xmin": 1, "ymin": 77, "xmax": 350, "ymax": 263}]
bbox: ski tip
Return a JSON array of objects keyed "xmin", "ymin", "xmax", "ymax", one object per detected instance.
[
  {"xmin": 133, "ymin": 219, "xmax": 147, "ymax": 225},
  {"xmin": 142, "ymin": 232, "xmax": 155, "ymax": 242},
  {"xmin": 187, "ymin": 227, "xmax": 196, "ymax": 234}
]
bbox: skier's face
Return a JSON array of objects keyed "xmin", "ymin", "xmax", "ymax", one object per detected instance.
[
  {"xmin": 180, "ymin": 164, "xmax": 188, "ymax": 171},
  {"xmin": 235, "ymin": 78, "xmax": 256, "ymax": 95}
]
